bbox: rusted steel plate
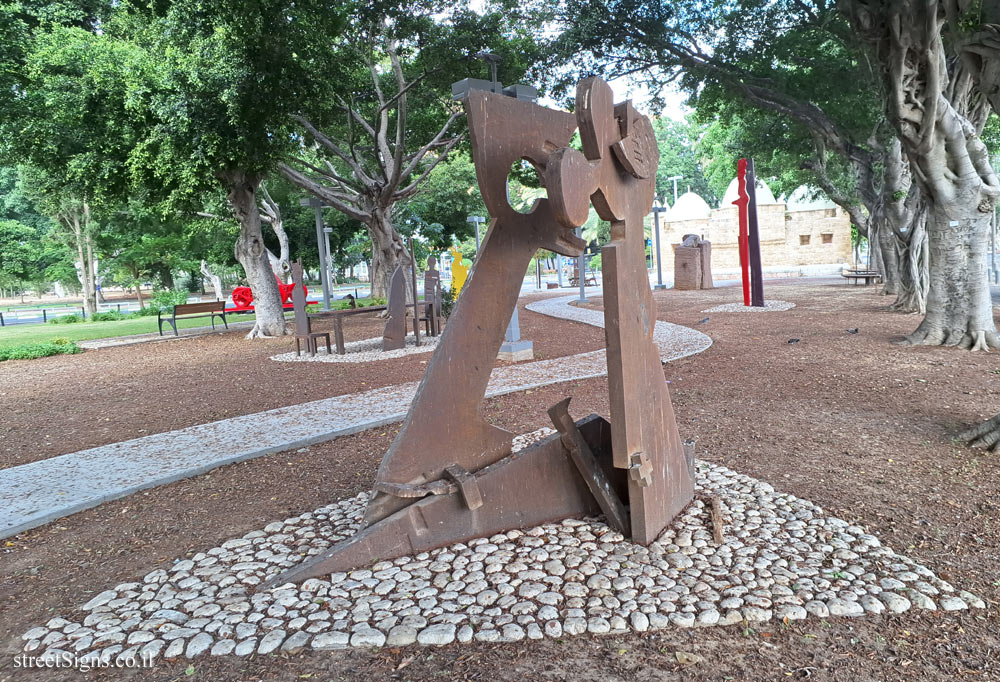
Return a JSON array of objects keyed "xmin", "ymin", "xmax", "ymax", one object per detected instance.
[
  {"xmin": 549, "ymin": 398, "xmax": 630, "ymax": 536},
  {"xmin": 362, "ymin": 89, "xmax": 585, "ymax": 526},
  {"xmin": 547, "ymin": 78, "xmax": 693, "ymax": 544},
  {"xmin": 264, "ymin": 416, "xmax": 616, "ymax": 585},
  {"xmin": 382, "ymin": 265, "xmax": 406, "ymax": 351}
]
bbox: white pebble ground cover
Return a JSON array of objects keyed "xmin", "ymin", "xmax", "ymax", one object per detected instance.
[
  {"xmin": 271, "ymin": 333, "xmax": 440, "ymax": 364},
  {"xmin": 19, "ymin": 428, "xmax": 982, "ymax": 665},
  {"xmin": 702, "ymin": 300, "xmax": 796, "ymax": 313}
]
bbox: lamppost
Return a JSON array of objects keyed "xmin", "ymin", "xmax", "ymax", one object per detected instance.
[
  {"xmin": 467, "ymin": 215, "xmax": 486, "ymax": 255},
  {"xmin": 576, "ymin": 227, "xmax": 586, "ymax": 303},
  {"xmin": 667, "ymin": 175, "xmax": 683, "ymax": 204},
  {"xmin": 299, "ymin": 196, "xmax": 331, "ymax": 310},
  {"xmin": 652, "ymin": 198, "xmax": 669, "ymax": 290}
]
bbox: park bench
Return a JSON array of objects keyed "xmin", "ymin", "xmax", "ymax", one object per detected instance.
[
  {"xmin": 841, "ymin": 269, "xmax": 882, "ymax": 286},
  {"xmin": 157, "ymin": 301, "xmax": 228, "ymax": 336}
]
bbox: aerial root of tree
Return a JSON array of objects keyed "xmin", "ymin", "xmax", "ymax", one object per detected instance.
[
  {"xmin": 245, "ymin": 322, "xmax": 289, "ymax": 340},
  {"xmin": 897, "ymin": 327, "xmax": 1000, "ymax": 351},
  {"xmin": 959, "ymin": 414, "xmax": 1000, "ymax": 452}
]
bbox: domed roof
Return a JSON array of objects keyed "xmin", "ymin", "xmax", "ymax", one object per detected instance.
[
  {"xmin": 666, "ymin": 192, "xmax": 711, "ymax": 221},
  {"xmin": 785, "ymin": 185, "xmax": 837, "ymax": 211},
  {"xmin": 721, "ymin": 176, "xmax": 777, "ymax": 206}
]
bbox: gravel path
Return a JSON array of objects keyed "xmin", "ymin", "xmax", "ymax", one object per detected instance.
[
  {"xmin": 701, "ymin": 300, "xmax": 795, "ymax": 313},
  {"xmin": 271, "ymin": 333, "xmax": 440, "ymax": 364},
  {"xmin": 0, "ymin": 295, "xmax": 712, "ymax": 540},
  {"xmin": 16, "ymin": 427, "xmax": 981, "ymax": 665}
]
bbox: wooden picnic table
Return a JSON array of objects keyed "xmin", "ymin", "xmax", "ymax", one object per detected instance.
[{"xmin": 309, "ymin": 305, "xmax": 387, "ymax": 354}]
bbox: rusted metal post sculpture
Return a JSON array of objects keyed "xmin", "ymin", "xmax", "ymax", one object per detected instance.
[
  {"xmin": 408, "ymin": 238, "xmax": 421, "ymax": 347},
  {"xmin": 424, "ymin": 256, "xmax": 442, "ymax": 336},
  {"xmin": 733, "ymin": 159, "xmax": 752, "ymax": 306},
  {"xmin": 734, "ymin": 158, "xmax": 765, "ymax": 307},
  {"xmin": 266, "ymin": 78, "xmax": 693, "ymax": 585},
  {"xmin": 382, "ymin": 265, "xmax": 407, "ymax": 351},
  {"xmin": 745, "ymin": 158, "xmax": 765, "ymax": 307}
]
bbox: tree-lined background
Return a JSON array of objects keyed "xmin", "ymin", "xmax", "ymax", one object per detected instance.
[{"xmin": 3, "ymin": 1, "xmax": 1000, "ymax": 361}]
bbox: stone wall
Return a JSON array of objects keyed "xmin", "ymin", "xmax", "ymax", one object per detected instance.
[{"xmin": 652, "ymin": 204, "xmax": 852, "ymax": 275}]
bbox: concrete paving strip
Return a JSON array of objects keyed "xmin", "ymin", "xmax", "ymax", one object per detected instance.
[{"xmin": 1, "ymin": 294, "xmax": 712, "ymax": 539}]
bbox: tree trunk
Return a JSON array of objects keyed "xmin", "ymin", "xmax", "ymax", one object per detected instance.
[
  {"xmin": 889, "ymin": 209, "xmax": 929, "ymax": 314},
  {"xmin": 222, "ymin": 170, "xmax": 288, "ymax": 339},
  {"xmin": 69, "ymin": 211, "xmax": 97, "ymax": 317},
  {"xmin": 131, "ymin": 264, "xmax": 146, "ymax": 310},
  {"xmin": 368, "ymin": 209, "xmax": 410, "ymax": 300},
  {"xmin": 960, "ymin": 412, "xmax": 1000, "ymax": 451},
  {"xmin": 876, "ymin": 223, "xmax": 900, "ymax": 295},
  {"xmin": 201, "ymin": 260, "xmax": 224, "ymax": 302},
  {"xmin": 901, "ymin": 204, "xmax": 998, "ymax": 350}
]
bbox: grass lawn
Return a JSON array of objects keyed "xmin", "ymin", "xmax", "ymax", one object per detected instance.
[
  {"xmin": 0, "ymin": 312, "xmax": 260, "ymax": 349},
  {"xmin": 0, "ymin": 294, "xmax": 386, "ymax": 351}
]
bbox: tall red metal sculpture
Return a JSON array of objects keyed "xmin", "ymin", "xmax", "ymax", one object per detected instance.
[
  {"xmin": 266, "ymin": 77, "xmax": 693, "ymax": 585},
  {"xmin": 734, "ymin": 158, "xmax": 765, "ymax": 307}
]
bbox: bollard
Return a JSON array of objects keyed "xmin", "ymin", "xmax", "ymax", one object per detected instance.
[
  {"xmin": 0, "ymin": 312, "xmax": 4, "ymax": 326},
  {"xmin": 43, "ymin": 309, "xmax": 47, "ymax": 323},
  {"xmin": 80, "ymin": 306, "xmax": 86, "ymax": 319}
]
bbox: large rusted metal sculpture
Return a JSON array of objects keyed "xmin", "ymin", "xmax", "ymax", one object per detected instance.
[{"xmin": 267, "ymin": 77, "xmax": 693, "ymax": 585}]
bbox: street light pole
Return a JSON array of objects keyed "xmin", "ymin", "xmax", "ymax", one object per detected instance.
[
  {"xmin": 667, "ymin": 175, "xmax": 682, "ymax": 205},
  {"xmin": 467, "ymin": 215, "xmax": 486, "ymax": 255},
  {"xmin": 300, "ymin": 197, "xmax": 331, "ymax": 310},
  {"xmin": 652, "ymin": 199, "xmax": 669, "ymax": 290},
  {"xmin": 576, "ymin": 227, "xmax": 586, "ymax": 303}
]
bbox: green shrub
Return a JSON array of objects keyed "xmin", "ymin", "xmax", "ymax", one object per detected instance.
[
  {"xmin": 91, "ymin": 310, "xmax": 129, "ymax": 322},
  {"xmin": 48, "ymin": 313, "xmax": 82, "ymax": 324},
  {"xmin": 149, "ymin": 289, "xmax": 190, "ymax": 312},
  {"xmin": 133, "ymin": 304, "xmax": 161, "ymax": 316},
  {"xmin": 440, "ymin": 286, "xmax": 456, "ymax": 318},
  {"xmin": 50, "ymin": 337, "xmax": 71, "ymax": 345},
  {"xmin": 0, "ymin": 342, "xmax": 83, "ymax": 361}
]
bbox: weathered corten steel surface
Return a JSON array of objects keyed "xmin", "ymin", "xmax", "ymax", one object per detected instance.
[
  {"xmin": 546, "ymin": 77, "xmax": 693, "ymax": 544},
  {"xmin": 423, "ymin": 256, "xmax": 442, "ymax": 337},
  {"xmin": 362, "ymin": 88, "xmax": 585, "ymax": 526},
  {"xmin": 382, "ymin": 265, "xmax": 407, "ymax": 351},
  {"xmin": 268, "ymin": 77, "xmax": 692, "ymax": 585},
  {"xmin": 270, "ymin": 417, "xmax": 618, "ymax": 583}
]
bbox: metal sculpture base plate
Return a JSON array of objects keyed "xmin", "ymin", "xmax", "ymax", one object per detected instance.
[{"xmin": 265, "ymin": 414, "xmax": 625, "ymax": 585}]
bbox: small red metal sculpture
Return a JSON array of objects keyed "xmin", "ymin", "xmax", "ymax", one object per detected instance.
[{"xmin": 230, "ymin": 274, "xmax": 305, "ymax": 310}]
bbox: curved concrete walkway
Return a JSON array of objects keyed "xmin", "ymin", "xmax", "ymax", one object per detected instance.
[{"xmin": 0, "ymin": 294, "xmax": 711, "ymax": 539}]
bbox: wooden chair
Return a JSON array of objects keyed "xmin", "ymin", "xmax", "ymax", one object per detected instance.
[{"xmin": 290, "ymin": 261, "xmax": 331, "ymax": 356}]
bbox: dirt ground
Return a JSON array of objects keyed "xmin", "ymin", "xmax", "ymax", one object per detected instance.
[
  {"xmin": 2, "ymin": 280, "xmax": 999, "ymax": 681},
  {"xmin": 0, "ymin": 298, "xmax": 606, "ymax": 468}
]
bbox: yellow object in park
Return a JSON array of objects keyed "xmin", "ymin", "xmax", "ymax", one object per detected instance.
[{"xmin": 449, "ymin": 246, "xmax": 469, "ymax": 296}]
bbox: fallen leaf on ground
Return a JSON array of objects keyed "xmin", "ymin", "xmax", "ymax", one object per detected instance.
[{"xmin": 675, "ymin": 651, "xmax": 704, "ymax": 665}]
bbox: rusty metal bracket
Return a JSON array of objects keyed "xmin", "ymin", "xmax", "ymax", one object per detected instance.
[
  {"xmin": 548, "ymin": 398, "xmax": 630, "ymax": 536},
  {"xmin": 262, "ymin": 416, "xmax": 618, "ymax": 587},
  {"xmin": 443, "ymin": 465, "xmax": 484, "ymax": 510}
]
